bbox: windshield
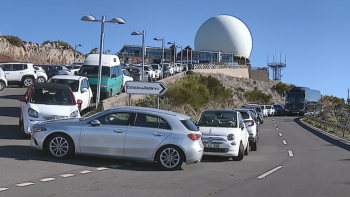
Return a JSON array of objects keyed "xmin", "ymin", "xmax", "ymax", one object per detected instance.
[
  {"xmin": 151, "ymin": 65, "xmax": 159, "ymax": 70},
  {"xmin": 286, "ymin": 92, "xmax": 305, "ymax": 104},
  {"xmin": 30, "ymin": 87, "xmax": 75, "ymax": 105},
  {"xmin": 49, "ymin": 79, "xmax": 79, "ymax": 92},
  {"xmin": 197, "ymin": 111, "xmax": 237, "ymax": 128},
  {"xmin": 77, "ymin": 65, "xmax": 110, "ymax": 77},
  {"xmin": 266, "ymin": 105, "xmax": 271, "ymax": 109},
  {"xmin": 274, "ymin": 105, "xmax": 281, "ymax": 109}
]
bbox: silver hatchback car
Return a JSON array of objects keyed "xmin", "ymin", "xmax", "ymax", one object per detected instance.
[{"xmin": 31, "ymin": 106, "xmax": 203, "ymax": 170}]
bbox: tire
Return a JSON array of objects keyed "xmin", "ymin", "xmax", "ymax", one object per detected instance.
[
  {"xmin": 22, "ymin": 76, "xmax": 34, "ymax": 87},
  {"xmin": 45, "ymin": 133, "xmax": 74, "ymax": 159},
  {"xmin": 106, "ymin": 89, "xmax": 112, "ymax": 98},
  {"xmin": 37, "ymin": 76, "xmax": 46, "ymax": 83},
  {"xmin": 0, "ymin": 81, "xmax": 5, "ymax": 91},
  {"xmin": 78, "ymin": 103, "xmax": 82, "ymax": 112},
  {"xmin": 232, "ymin": 142, "xmax": 244, "ymax": 161},
  {"xmin": 251, "ymin": 141, "xmax": 257, "ymax": 151},
  {"xmin": 156, "ymin": 145, "xmax": 184, "ymax": 170},
  {"xmin": 244, "ymin": 141, "xmax": 249, "ymax": 155}
]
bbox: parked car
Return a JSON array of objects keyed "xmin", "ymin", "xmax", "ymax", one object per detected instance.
[
  {"xmin": 127, "ymin": 66, "xmax": 148, "ymax": 81},
  {"xmin": 40, "ymin": 65, "xmax": 61, "ymax": 79},
  {"xmin": 30, "ymin": 106, "xmax": 203, "ymax": 170},
  {"xmin": 235, "ymin": 109, "xmax": 259, "ymax": 151},
  {"xmin": 0, "ymin": 67, "xmax": 8, "ymax": 91},
  {"xmin": 143, "ymin": 65, "xmax": 156, "ymax": 81},
  {"xmin": 66, "ymin": 64, "xmax": 82, "ymax": 75},
  {"xmin": 196, "ymin": 109, "xmax": 249, "ymax": 161},
  {"xmin": 48, "ymin": 75, "xmax": 93, "ymax": 111},
  {"xmin": 18, "ymin": 83, "xmax": 81, "ymax": 138},
  {"xmin": 163, "ymin": 63, "xmax": 174, "ymax": 75},
  {"xmin": 260, "ymin": 105, "xmax": 268, "ymax": 117},
  {"xmin": 122, "ymin": 69, "xmax": 133, "ymax": 92},
  {"xmin": 266, "ymin": 105, "xmax": 275, "ymax": 116},
  {"xmin": 273, "ymin": 104, "xmax": 285, "ymax": 116},
  {"xmin": 33, "ymin": 66, "xmax": 48, "ymax": 83},
  {"xmin": 0, "ymin": 62, "xmax": 37, "ymax": 87},
  {"xmin": 161, "ymin": 64, "xmax": 172, "ymax": 78},
  {"xmin": 150, "ymin": 64, "xmax": 162, "ymax": 79},
  {"xmin": 57, "ymin": 65, "xmax": 71, "ymax": 75}
]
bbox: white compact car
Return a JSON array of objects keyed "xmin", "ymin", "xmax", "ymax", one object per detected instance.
[
  {"xmin": 34, "ymin": 66, "xmax": 48, "ymax": 83},
  {"xmin": 196, "ymin": 109, "xmax": 249, "ymax": 161},
  {"xmin": 66, "ymin": 64, "xmax": 82, "ymax": 75},
  {"xmin": 0, "ymin": 67, "xmax": 8, "ymax": 91},
  {"xmin": 266, "ymin": 105, "xmax": 275, "ymax": 116},
  {"xmin": 260, "ymin": 105, "xmax": 268, "ymax": 117},
  {"xmin": 122, "ymin": 69, "xmax": 133, "ymax": 92},
  {"xmin": 48, "ymin": 75, "xmax": 93, "ymax": 111},
  {"xmin": 19, "ymin": 83, "xmax": 81, "ymax": 138}
]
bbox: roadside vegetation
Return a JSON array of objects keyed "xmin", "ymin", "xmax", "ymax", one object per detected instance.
[{"xmin": 3, "ymin": 35, "xmax": 23, "ymax": 47}]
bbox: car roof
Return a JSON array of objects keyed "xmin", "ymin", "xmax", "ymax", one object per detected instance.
[
  {"xmin": 50, "ymin": 75, "xmax": 85, "ymax": 80},
  {"xmin": 33, "ymin": 82, "xmax": 71, "ymax": 90},
  {"xmin": 201, "ymin": 109, "xmax": 237, "ymax": 114},
  {"xmin": 108, "ymin": 106, "xmax": 190, "ymax": 120}
]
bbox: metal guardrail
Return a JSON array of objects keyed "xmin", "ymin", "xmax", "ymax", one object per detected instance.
[
  {"xmin": 303, "ymin": 115, "xmax": 350, "ymax": 138},
  {"xmin": 193, "ymin": 64, "xmax": 247, "ymax": 69}
]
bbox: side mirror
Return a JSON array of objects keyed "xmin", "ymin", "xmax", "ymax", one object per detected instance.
[
  {"xmin": 81, "ymin": 88, "xmax": 88, "ymax": 93},
  {"xmin": 77, "ymin": 99, "xmax": 83, "ymax": 104},
  {"xmin": 90, "ymin": 119, "xmax": 101, "ymax": 127},
  {"xmin": 19, "ymin": 96, "xmax": 27, "ymax": 102}
]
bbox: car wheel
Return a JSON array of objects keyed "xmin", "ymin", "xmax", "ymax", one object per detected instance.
[
  {"xmin": 251, "ymin": 141, "xmax": 257, "ymax": 151},
  {"xmin": 45, "ymin": 133, "xmax": 74, "ymax": 159},
  {"xmin": 19, "ymin": 115, "xmax": 29, "ymax": 138},
  {"xmin": 232, "ymin": 142, "xmax": 244, "ymax": 161},
  {"xmin": 106, "ymin": 89, "xmax": 112, "ymax": 98},
  {"xmin": 37, "ymin": 76, "xmax": 46, "ymax": 83},
  {"xmin": 78, "ymin": 103, "xmax": 82, "ymax": 112},
  {"xmin": 22, "ymin": 77, "xmax": 34, "ymax": 87},
  {"xmin": 244, "ymin": 141, "xmax": 249, "ymax": 155},
  {"xmin": 0, "ymin": 81, "xmax": 5, "ymax": 91},
  {"xmin": 156, "ymin": 145, "xmax": 184, "ymax": 170}
]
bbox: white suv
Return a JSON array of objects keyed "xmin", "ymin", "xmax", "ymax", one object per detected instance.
[
  {"xmin": 0, "ymin": 67, "xmax": 8, "ymax": 91},
  {"xmin": 0, "ymin": 62, "xmax": 37, "ymax": 87}
]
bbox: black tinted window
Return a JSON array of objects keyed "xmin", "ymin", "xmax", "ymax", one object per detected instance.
[
  {"xmin": 181, "ymin": 119, "xmax": 199, "ymax": 131},
  {"xmin": 135, "ymin": 113, "xmax": 171, "ymax": 129}
]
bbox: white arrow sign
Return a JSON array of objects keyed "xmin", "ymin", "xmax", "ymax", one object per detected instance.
[{"xmin": 125, "ymin": 81, "xmax": 168, "ymax": 96}]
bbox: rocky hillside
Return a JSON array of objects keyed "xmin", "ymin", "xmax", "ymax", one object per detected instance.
[{"xmin": 0, "ymin": 36, "xmax": 85, "ymax": 64}]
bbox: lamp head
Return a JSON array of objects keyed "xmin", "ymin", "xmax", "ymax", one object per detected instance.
[
  {"xmin": 110, "ymin": 17, "xmax": 125, "ymax": 24},
  {"xmin": 81, "ymin": 15, "xmax": 96, "ymax": 22},
  {"xmin": 131, "ymin": 31, "xmax": 140, "ymax": 36}
]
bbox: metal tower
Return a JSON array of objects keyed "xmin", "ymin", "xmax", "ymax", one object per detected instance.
[{"xmin": 267, "ymin": 53, "xmax": 286, "ymax": 81}]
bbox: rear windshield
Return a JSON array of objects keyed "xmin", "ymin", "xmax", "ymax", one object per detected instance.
[
  {"xmin": 181, "ymin": 119, "xmax": 199, "ymax": 131},
  {"xmin": 266, "ymin": 106, "xmax": 272, "ymax": 109},
  {"xmin": 240, "ymin": 111, "xmax": 250, "ymax": 119}
]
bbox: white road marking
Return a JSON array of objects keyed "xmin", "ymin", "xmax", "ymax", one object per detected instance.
[
  {"xmin": 272, "ymin": 119, "xmax": 275, "ymax": 121},
  {"xmin": 16, "ymin": 182, "xmax": 35, "ymax": 187},
  {"xmin": 257, "ymin": 166, "xmax": 283, "ymax": 179},
  {"xmin": 276, "ymin": 127, "xmax": 279, "ymax": 131},
  {"xmin": 96, "ymin": 167, "xmax": 108, "ymax": 171},
  {"xmin": 279, "ymin": 132, "xmax": 283, "ymax": 137},
  {"xmin": 80, "ymin": 170, "xmax": 92, "ymax": 174},
  {"xmin": 60, "ymin": 173, "xmax": 75, "ymax": 178},
  {"xmin": 274, "ymin": 124, "xmax": 277, "ymax": 127},
  {"xmin": 40, "ymin": 178, "xmax": 56, "ymax": 182},
  {"xmin": 288, "ymin": 150, "xmax": 294, "ymax": 157},
  {"xmin": 282, "ymin": 139, "xmax": 288, "ymax": 145},
  {"xmin": 109, "ymin": 165, "xmax": 121, "ymax": 169},
  {"xmin": 0, "ymin": 188, "xmax": 9, "ymax": 192}
]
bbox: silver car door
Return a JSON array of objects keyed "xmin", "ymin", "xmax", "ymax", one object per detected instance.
[
  {"xmin": 124, "ymin": 113, "xmax": 172, "ymax": 159},
  {"xmin": 80, "ymin": 112, "xmax": 133, "ymax": 156}
]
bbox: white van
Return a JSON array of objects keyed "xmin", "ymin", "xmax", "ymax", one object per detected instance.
[
  {"xmin": 0, "ymin": 67, "xmax": 8, "ymax": 91},
  {"xmin": 77, "ymin": 54, "xmax": 123, "ymax": 98}
]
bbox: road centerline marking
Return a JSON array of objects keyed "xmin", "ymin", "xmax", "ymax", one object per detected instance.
[
  {"xmin": 40, "ymin": 178, "xmax": 56, "ymax": 182},
  {"xmin": 279, "ymin": 132, "xmax": 283, "ymax": 137},
  {"xmin": 257, "ymin": 166, "xmax": 283, "ymax": 179},
  {"xmin": 60, "ymin": 173, "xmax": 75, "ymax": 178},
  {"xmin": 282, "ymin": 139, "xmax": 287, "ymax": 145},
  {"xmin": 96, "ymin": 167, "xmax": 108, "ymax": 171},
  {"xmin": 276, "ymin": 127, "xmax": 279, "ymax": 131},
  {"xmin": 80, "ymin": 170, "xmax": 92, "ymax": 174},
  {"xmin": 0, "ymin": 188, "xmax": 9, "ymax": 192},
  {"xmin": 16, "ymin": 182, "xmax": 35, "ymax": 187},
  {"xmin": 288, "ymin": 150, "xmax": 294, "ymax": 157}
]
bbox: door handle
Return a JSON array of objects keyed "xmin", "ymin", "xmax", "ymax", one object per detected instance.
[
  {"xmin": 5, "ymin": 72, "xmax": 10, "ymax": 74},
  {"xmin": 153, "ymin": 132, "xmax": 163, "ymax": 136},
  {"xmin": 114, "ymin": 129, "xmax": 123, "ymax": 133}
]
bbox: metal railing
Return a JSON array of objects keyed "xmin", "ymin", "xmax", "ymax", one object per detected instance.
[
  {"xmin": 303, "ymin": 115, "xmax": 350, "ymax": 138},
  {"xmin": 193, "ymin": 64, "xmax": 248, "ymax": 69}
]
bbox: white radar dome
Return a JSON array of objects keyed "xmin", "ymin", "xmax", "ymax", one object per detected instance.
[{"xmin": 194, "ymin": 15, "xmax": 252, "ymax": 58}]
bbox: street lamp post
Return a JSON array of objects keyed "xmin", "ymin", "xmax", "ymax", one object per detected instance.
[
  {"xmin": 131, "ymin": 31, "xmax": 145, "ymax": 81},
  {"xmin": 167, "ymin": 41, "xmax": 176, "ymax": 68},
  {"xmin": 153, "ymin": 37, "xmax": 165, "ymax": 79},
  {"xmin": 81, "ymin": 15, "xmax": 125, "ymax": 109},
  {"xmin": 74, "ymin": 43, "xmax": 83, "ymax": 63}
]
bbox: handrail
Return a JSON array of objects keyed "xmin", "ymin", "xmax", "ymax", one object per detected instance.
[{"xmin": 303, "ymin": 115, "xmax": 350, "ymax": 138}]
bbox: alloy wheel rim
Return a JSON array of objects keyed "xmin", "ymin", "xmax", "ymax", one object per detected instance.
[
  {"xmin": 24, "ymin": 78, "xmax": 33, "ymax": 86},
  {"xmin": 0, "ymin": 82, "xmax": 4, "ymax": 90},
  {"xmin": 160, "ymin": 148, "xmax": 180, "ymax": 168},
  {"xmin": 37, "ymin": 77, "xmax": 45, "ymax": 83},
  {"xmin": 49, "ymin": 137, "xmax": 69, "ymax": 157}
]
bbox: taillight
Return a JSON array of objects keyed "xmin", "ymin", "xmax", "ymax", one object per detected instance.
[
  {"xmin": 188, "ymin": 134, "xmax": 201, "ymax": 140},
  {"xmin": 245, "ymin": 120, "xmax": 254, "ymax": 126}
]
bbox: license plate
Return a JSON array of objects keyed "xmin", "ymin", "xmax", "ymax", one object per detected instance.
[{"xmin": 203, "ymin": 143, "xmax": 219, "ymax": 148}]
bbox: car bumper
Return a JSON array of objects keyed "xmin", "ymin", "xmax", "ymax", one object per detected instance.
[
  {"xmin": 202, "ymin": 141, "xmax": 239, "ymax": 157},
  {"xmin": 181, "ymin": 140, "xmax": 203, "ymax": 165}
]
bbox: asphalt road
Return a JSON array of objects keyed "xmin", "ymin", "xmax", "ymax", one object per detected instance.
[{"xmin": 1, "ymin": 87, "xmax": 350, "ymax": 197}]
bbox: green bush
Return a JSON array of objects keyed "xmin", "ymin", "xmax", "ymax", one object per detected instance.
[
  {"xmin": 245, "ymin": 87, "xmax": 272, "ymax": 103},
  {"xmin": 272, "ymin": 82, "xmax": 293, "ymax": 95},
  {"xmin": 328, "ymin": 118, "xmax": 338, "ymax": 124},
  {"xmin": 3, "ymin": 35, "xmax": 22, "ymax": 47},
  {"xmin": 186, "ymin": 70, "xmax": 195, "ymax": 75}
]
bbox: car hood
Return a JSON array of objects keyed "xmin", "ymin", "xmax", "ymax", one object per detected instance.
[
  {"xmin": 29, "ymin": 103, "xmax": 80, "ymax": 120},
  {"xmin": 37, "ymin": 117, "xmax": 81, "ymax": 126},
  {"xmin": 199, "ymin": 127, "xmax": 241, "ymax": 136}
]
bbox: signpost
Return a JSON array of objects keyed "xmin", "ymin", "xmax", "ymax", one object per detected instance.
[{"xmin": 125, "ymin": 81, "xmax": 168, "ymax": 109}]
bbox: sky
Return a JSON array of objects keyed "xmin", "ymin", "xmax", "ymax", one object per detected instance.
[{"xmin": 1, "ymin": 0, "xmax": 349, "ymax": 100}]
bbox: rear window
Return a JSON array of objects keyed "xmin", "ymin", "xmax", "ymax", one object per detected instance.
[
  {"xmin": 181, "ymin": 119, "xmax": 199, "ymax": 131},
  {"xmin": 240, "ymin": 112, "xmax": 250, "ymax": 119},
  {"xmin": 266, "ymin": 106, "xmax": 272, "ymax": 109}
]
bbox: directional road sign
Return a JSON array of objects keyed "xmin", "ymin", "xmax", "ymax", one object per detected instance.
[{"xmin": 125, "ymin": 81, "xmax": 168, "ymax": 96}]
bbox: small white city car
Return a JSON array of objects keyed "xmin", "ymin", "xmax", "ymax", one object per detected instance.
[
  {"xmin": 0, "ymin": 67, "xmax": 8, "ymax": 91},
  {"xmin": 48, "ymin": 75, "xmax": 93, "ymax": 111},
  {"xmin": 19, "ymin": 83, "xmax": 81, "ymax": 138},
  {"xmin": 122, "ymin": 69, "xmax": 133, "ymax": 92},
  {"xmin": 30, "ymin": 106, "xmax": 203, "ymax": 170},
  {"xmin": 196, "ymin": 109, "xmax": 249, "ymax": 161}
]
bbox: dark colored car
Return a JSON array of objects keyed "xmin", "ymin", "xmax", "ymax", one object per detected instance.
[
  {"xmin": 39, "ymin": 65, "xmax": 68, "ymax": 79},
  {"xmin": 273, "ymin": 104, "xmax": 285, "ymax": 116}
]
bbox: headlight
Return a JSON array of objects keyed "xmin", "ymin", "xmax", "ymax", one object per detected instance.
[
  {"xmin": 70, "ymin": 110, "xmax": 79, "ymax": 117},
  {"xmin": 28, "ymin": 108, "xmax": 38, "ymax": 118},
  {"xmin": 101, "ymin": 84, "xmax": 108, "ymax": 88},
  {"xmin": 227, "ymin": 134, "xmax": 235, "ymax": 141},
  {"xmin": 33, "ymin": 126, "xmax": 47, "ymax": 133}
]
